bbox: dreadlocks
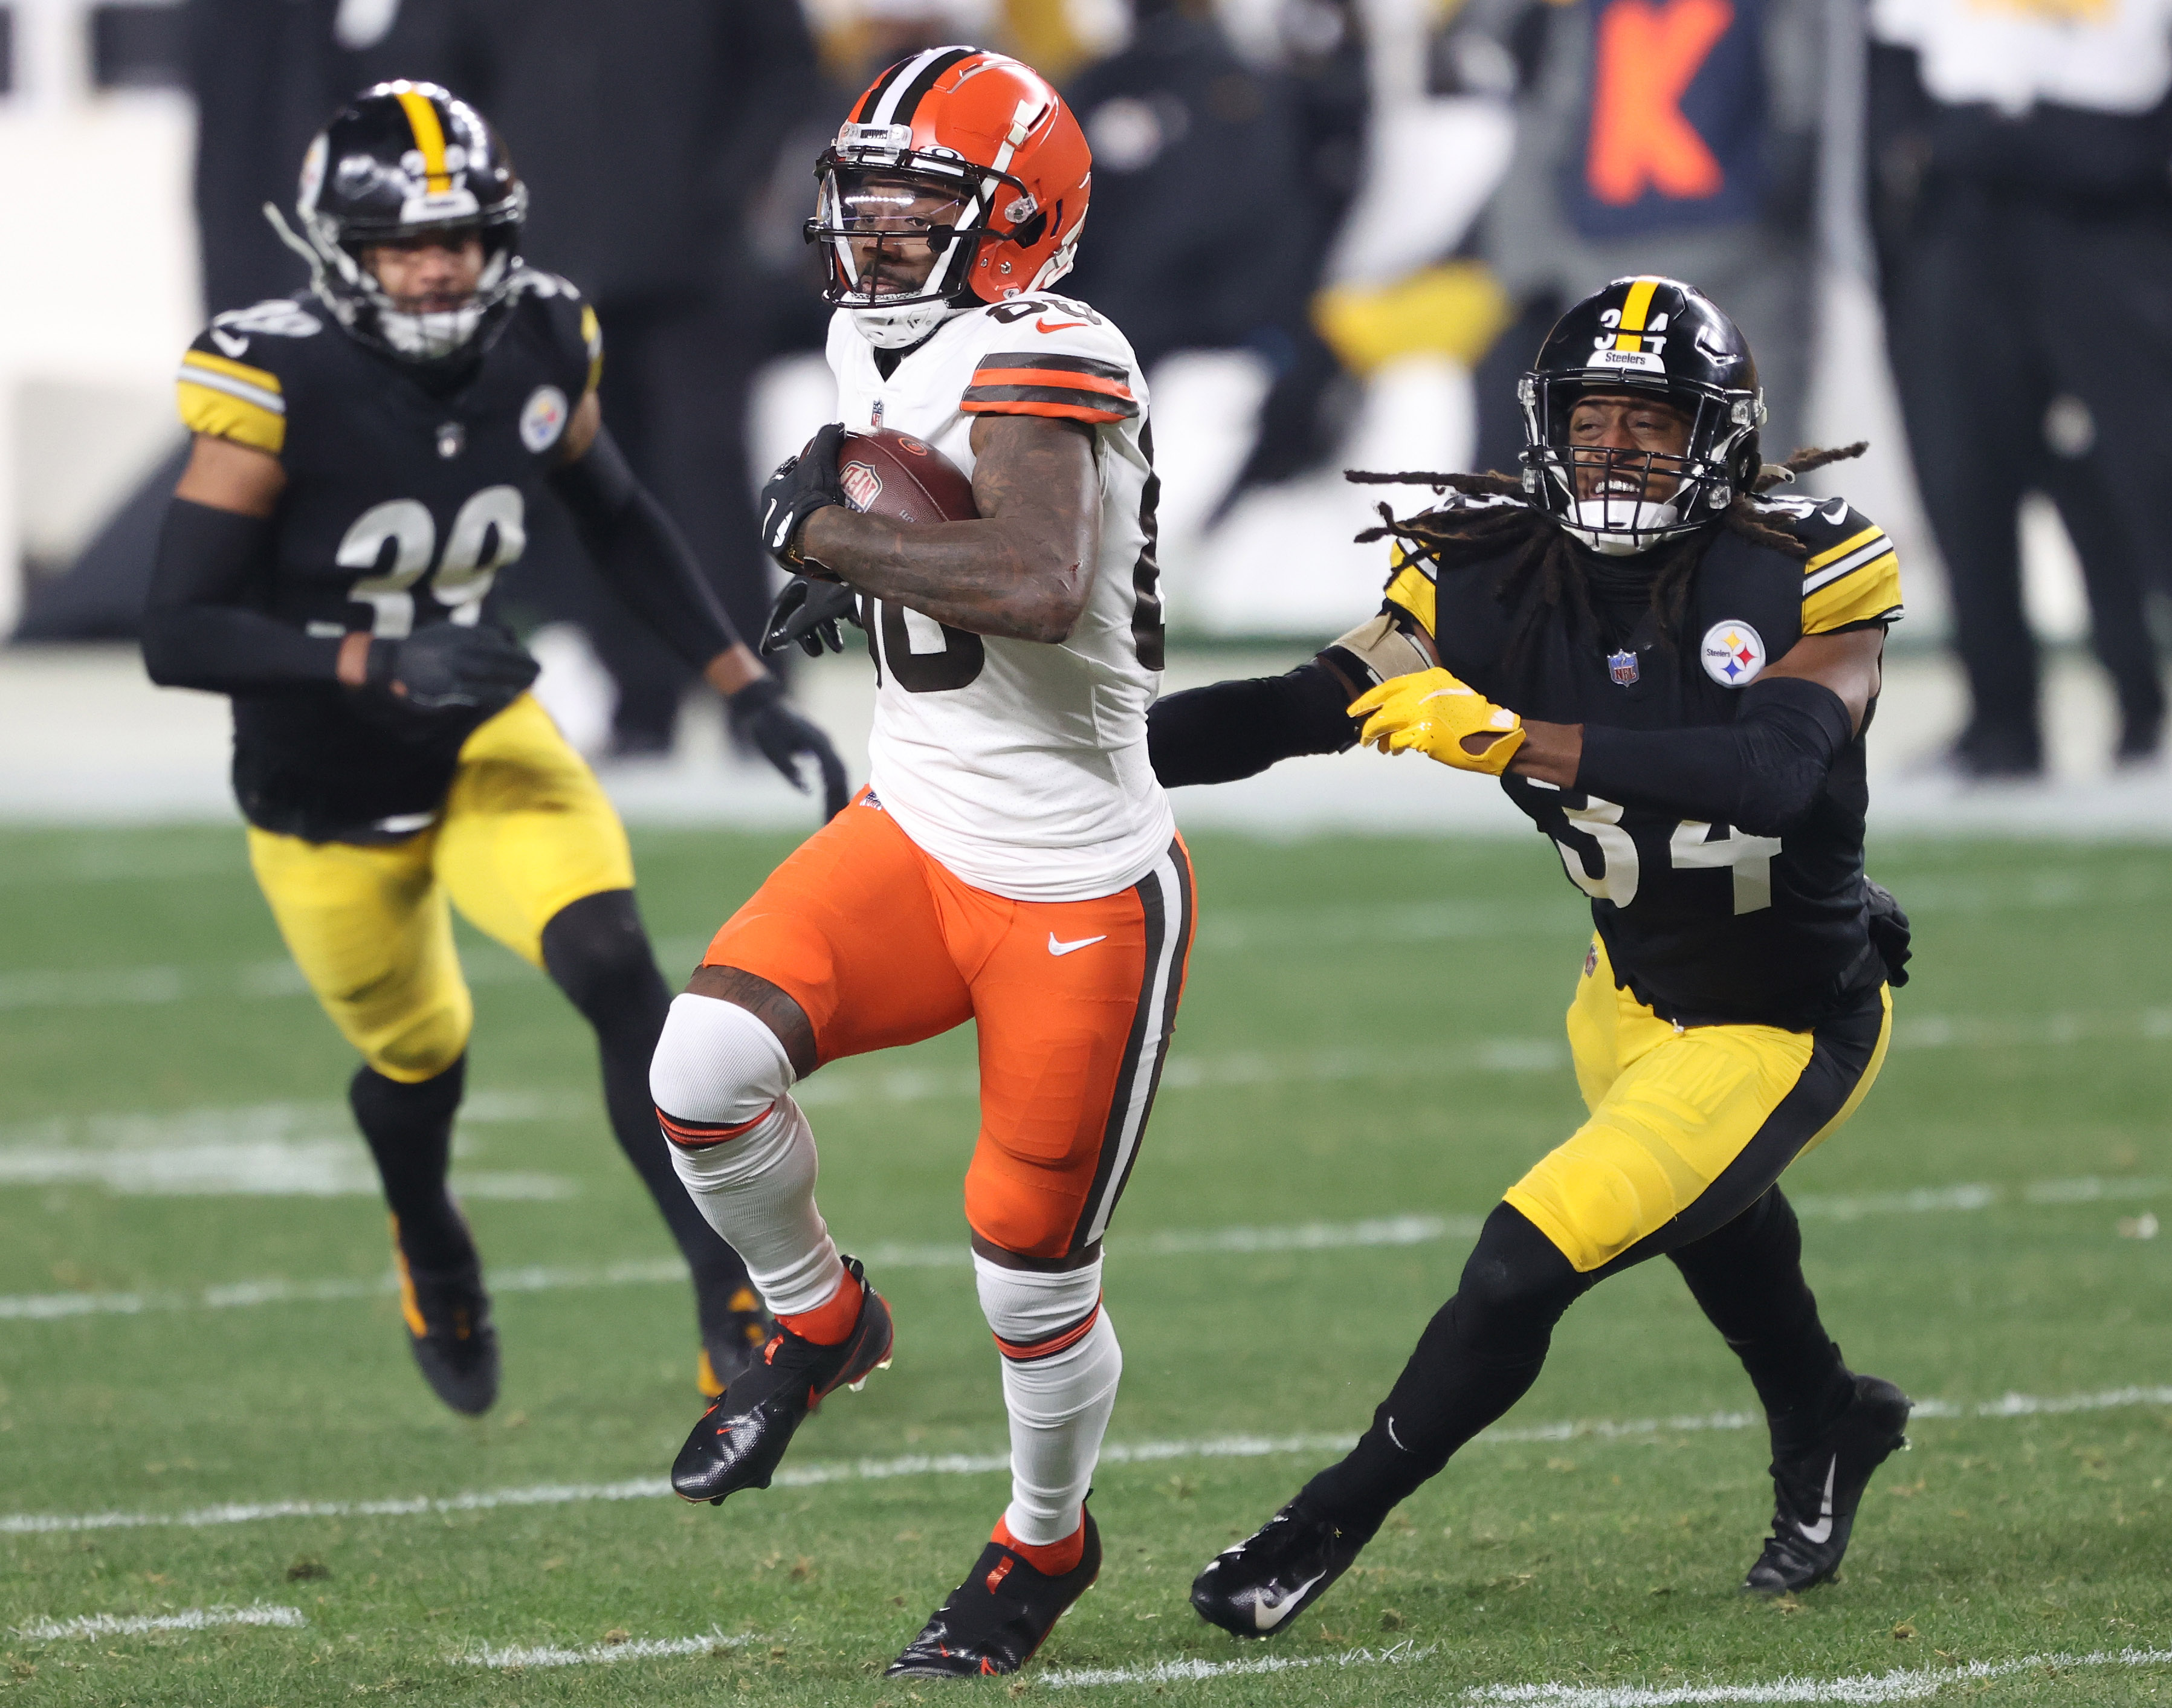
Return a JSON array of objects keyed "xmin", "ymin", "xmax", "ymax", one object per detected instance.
[{"xmin": 1348, "ymin": 444, "xmax": 1869, "ymax": 667}]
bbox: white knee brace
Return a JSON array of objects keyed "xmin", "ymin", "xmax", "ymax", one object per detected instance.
[
  {"xmin": 651, "ymin": 994, "xmax": 841, "ymax": 1318},
  {"xmin": 975, "ymin": 1254, "xmax": 1123, "ymax": 1546}
]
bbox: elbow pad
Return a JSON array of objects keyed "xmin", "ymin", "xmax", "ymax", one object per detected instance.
[
  {"xmin": 1576, "ymin": 676, "xmax": 1854, "ymax": 835},
  {"xmin": 1148, "ymin": 656, "xmax": 1360, "ymax": 788}
]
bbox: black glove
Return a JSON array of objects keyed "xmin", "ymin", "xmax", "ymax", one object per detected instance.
[
  {"xmin": 366, "ymin": 622, "xmax": 538, "ymax": 713},
  {"xmin": 729, "ymin": 676, "xmax": 850, "ymax": 820},
  {"xmin": 1864, "ymin": 878, "xmax": 1912, "ymax": 989},
  {"xmin": 763, "ymin": 577, "xmax": 861, "ymax": 658},
  {"xmin": 758, "ymin": 422, "xmax": 848, "ymax": 572}
]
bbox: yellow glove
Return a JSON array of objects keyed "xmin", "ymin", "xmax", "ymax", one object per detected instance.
[{"xmin": 1349, "ymin": 667, "xmax": 1526, "ymax": 775}]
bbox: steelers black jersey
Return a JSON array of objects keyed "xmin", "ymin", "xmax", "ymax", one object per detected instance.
[
  {"xmin": 175, "ymin": 274, "xmax": 603, "ymax": 842},
  {"xmin": 1382, "ymin": 496, "xmax": 1904, "ymax": 1029}
]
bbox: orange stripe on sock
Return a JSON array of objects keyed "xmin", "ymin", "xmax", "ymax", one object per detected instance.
[
  {"xmin": 777, "ymin": 1263, "xmax": 861, "ymax": 1347},
  {"xmin": 994, "ymin": 1511, "xmax": 1086, "ymax": 1576},
  {"xmin": 992, "ymin": 1300, "xmax": 1101, "ymax": 1363},
  {"xmin": 656, "ymin": 1102, "xmax": 775, "ymax": 1148}
]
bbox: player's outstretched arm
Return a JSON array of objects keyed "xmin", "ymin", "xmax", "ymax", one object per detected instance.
[
  {"xmin": 793, "ymin": 414, "xmax": 1097, "ymax": 645},
  {"xmin": 1511, "ymin": 628, "xmax": 1884, "ymax": 832},
  {"xmin": 549, "ymin": 393, "xmax": 848, "ymax": 816}
]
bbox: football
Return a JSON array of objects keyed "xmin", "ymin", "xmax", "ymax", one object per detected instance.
[{"xmin": 834, "ymin": 427, "xmax": 980, "ymax": 524}]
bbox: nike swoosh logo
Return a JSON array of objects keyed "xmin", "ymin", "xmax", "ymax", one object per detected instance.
[
  {"xmin": 1253, "ymin": 1571, "xmax": 1325, "ymax": 1631},
  {"xmin": 1047, "ymin": 933, "xmax": 1107, "ymax": 957},
  {"xmin": 1796, "ymin": 1455, "xmax": 1838, "ymax": 1544},
  {"xmin": 1035, "ymin": 317, "xmax": 1088, "ymax": 332},
  {"xmin": 1819, "ymin": 496, "xmax": 1849, "ymax": 525}
]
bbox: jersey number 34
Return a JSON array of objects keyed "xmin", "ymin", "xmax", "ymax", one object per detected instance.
[{"xmin": 340, "ymin": 487, "xmax": 526, "ymax": 637}]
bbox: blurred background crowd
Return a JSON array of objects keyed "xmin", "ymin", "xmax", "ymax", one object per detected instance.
[{"xmin": 3, "ymin": 0, "xmax": 2169, "ymax": 781}]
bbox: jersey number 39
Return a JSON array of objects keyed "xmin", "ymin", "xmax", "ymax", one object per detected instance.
[{"xmin": 340, "ymin": 487, "xmax": 526, "ymax": 637}]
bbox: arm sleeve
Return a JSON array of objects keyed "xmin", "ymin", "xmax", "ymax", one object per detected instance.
[
  {"xmin": 548, "ymin": 425, "xmax": 742, "ymax": 671},
  {"xmin": 1148, "ymin": 652, "xmax": 1366, "ymax": 788},
  {"xmin": 1573, "ymin": 674, "xmax": 1855, "ymax": 835},
  {"xmin": 140, "ymin": 499, "xmax": 343, "ymax": 692}
]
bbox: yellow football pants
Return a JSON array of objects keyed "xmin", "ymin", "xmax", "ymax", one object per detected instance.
[
  {"xmin": 246, "ymin": 694, "xmax": 635, "ymax": 1083},
  {"xmin": 1505, "ymin": 936, "xmax": 1892, "ymax": 1274}
]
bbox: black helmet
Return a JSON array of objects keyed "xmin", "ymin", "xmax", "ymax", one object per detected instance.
[
  {"xmin": 280, "ymin": 81, "xmax": 528, "ymax": 364},
  {"xmin": 1518, "ymin": 276, "xmax": 1766, "ymax": 555}
]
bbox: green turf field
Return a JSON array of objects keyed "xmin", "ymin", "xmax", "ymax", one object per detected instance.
[{"xmin": 1, "ymin": 824, "xmax": 2168, "ymax": 1706}]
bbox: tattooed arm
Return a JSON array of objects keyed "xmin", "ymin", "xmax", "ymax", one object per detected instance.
[{"xmin": 794, "ymin": 413, "xmax": 1099, "ymax": 644}]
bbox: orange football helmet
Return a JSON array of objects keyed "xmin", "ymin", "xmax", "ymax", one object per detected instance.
[{"xmin": 809, "ymin": 47, "xmax": 1093, "ymax": 347}]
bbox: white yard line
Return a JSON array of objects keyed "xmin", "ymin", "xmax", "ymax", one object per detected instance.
[
  {"xmin": 17, "ymin": 1602, "xmax": 305, "ymax": 1639},
  {"xmin": 1035, "ymin": 1644, "xmax": 2172, "ymax": 1700},
  {"xmin": 453, "ymin": 1628, "xmax": 763, "ymax": 1668},
  {"xmin": 5, "ymin": 1169, "xmax": 2153, "ymax": 1326},
  {"xmin": 7, "ymin": 1383, "xmax": 2169, "ymax": 1539}
]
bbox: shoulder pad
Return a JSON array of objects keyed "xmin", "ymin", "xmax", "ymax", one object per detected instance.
[
  {"xmin": 1751, "ymin": 494, "xmax": 1905, "ymax": 633},
  {"xmin": 511, "ymin": 270, "xmax": 602, "ymax": 393},
  {"xmin": 176, "ymin": 305, "xmax": 311, "ymax": 455},
  {"xmin": 960, "ymin": 295, "xmax": 1139, "ymax": 425}
]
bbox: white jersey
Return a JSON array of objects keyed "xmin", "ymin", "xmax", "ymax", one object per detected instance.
[{"xmin": 825, "ymin": 294, "xmax": 1174, "ymax": 904}]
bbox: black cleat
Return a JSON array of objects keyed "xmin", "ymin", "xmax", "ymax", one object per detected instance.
[
  {"xmin": 393, "ymin": 1243, "xmax": 499, "ymax": 1416},
  {"xmin": 670, "ymin": 1255, "xmax": 891, "ymax": 1505},
  {"xmin": 1744, "ymin": 1372, "xmax": 1913, "ymax": 1593},
  {"xmin": 1191, "ymin": 1498, "xmax": 1369, "ymax": 1639},
  {"xmin": 697, "ymin": 1287, "xmax": 774, "ymax": 1400},
  {"xmin": 887, "ymin": 1508, "xmax": 1102, "ymax": 1677}
]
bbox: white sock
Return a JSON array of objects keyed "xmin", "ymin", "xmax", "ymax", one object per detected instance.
[
  {"xmin": 651, "ymin": 993, "xmax": 841, "ymax": 1318},
  {"xmin": 975, "ymin": 1254, "xmax": 1122, "ymax": 1546}
]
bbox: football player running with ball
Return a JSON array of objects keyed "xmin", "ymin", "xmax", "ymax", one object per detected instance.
[
  {"xmin": 648, "ymin": 49, "xmax": 1186, "ymax": 1679},
  {"xmin": 141, "ymin": 83, "xmax": 846, "ymax": 1415},
  {"xmin": 1151, "ymin": 278, "xmax": 1916, "ymax": 1632}
]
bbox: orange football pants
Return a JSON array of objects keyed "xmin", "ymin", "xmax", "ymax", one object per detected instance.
[{"xmin": 701, "ymin": 795, "xmax": 1195, "ymax": 1261}]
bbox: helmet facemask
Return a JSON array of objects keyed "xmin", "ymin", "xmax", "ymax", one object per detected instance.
[
  {"xmin": 811, "ymin": 128, "xmax": 1044, "ymax": 349},
  {"xmin": 1521, "ymin": 375, "xmax": 1763, "ymax": 557}
]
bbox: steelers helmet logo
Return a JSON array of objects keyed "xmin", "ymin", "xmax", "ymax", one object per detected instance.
[
  {"xmin": 1700, "ymin": 620, "xmax": 1766, "ymax": 687},
  {"xmin": 520, "ymin": 385, "xmax": 568, "ymax": 453}
]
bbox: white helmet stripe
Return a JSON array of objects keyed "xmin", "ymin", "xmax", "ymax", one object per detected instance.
[{"xmin": 869, "ymin": 46, "xmax": 953, "ymax": 128}]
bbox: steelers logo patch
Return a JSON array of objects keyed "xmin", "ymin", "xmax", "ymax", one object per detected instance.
[
  {"xmin": 1700, "ymin": 620, "xmax": 1766, "ymax": 688},
  {"xmin": 520, "ymin": 385, "xmax": 569, "ymax": 454}
]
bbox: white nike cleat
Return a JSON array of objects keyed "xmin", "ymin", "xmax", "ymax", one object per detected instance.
[
  {"xmin": 1744, "ymin": 1372, "xmax": 1912, "ymax": 1594},
  {"xmin": 1190, "ymin": 1498, "xmax": 1369, "ymax": 1640}
]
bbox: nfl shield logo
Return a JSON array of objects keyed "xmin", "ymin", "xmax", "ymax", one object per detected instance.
[{"xmin": 1608, "ymin": 649, "xmax": 1640, "ymax": 685}]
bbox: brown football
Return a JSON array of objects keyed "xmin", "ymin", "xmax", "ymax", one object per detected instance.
[{"xmin": 834, "ymin": 428, "xmax": 980, "ymax": 524}]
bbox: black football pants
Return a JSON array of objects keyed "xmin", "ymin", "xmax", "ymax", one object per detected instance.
[{"xmin": 1882, "ymin": 187, "xmax": 2172, "ymax": 765}]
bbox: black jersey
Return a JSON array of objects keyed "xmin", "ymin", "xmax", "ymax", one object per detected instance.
[
  {"xmin": 1382, "ymin": 496, "xmax": 1905, "ymax": 1029},
  {"xmin": 175, "ymin": 275, "xmax": 603, "ymax": 842}
]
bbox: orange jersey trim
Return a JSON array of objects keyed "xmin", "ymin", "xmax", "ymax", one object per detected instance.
[
  {"xmin": 960, "ymin": 396, "xmax": 1131, "ymax": 424},
  {"xmin": 969, "ymin": 365, "xmax": 1134, "ymax": 400}
]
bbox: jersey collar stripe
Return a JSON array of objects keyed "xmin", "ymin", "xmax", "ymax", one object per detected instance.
[
  {"xmin": 179, "ymin": 348, "xmax": 283, "ymax": 396},
  {"xmin": 394, "ymin": 88, "xmax": 452, "ymax": 191},
  {"xmin": 977, "ymin": 351, "xmax": 1130, "ymax": 383},
  {"xmin": 1802, "ymin": 540, "xmax": 1895, "ymax": 595},
  {"xmin": 174, "ymin": 364, "xmax": 285, "ymax": 416},
  {"xmin": 1802, "ymin": 523, "xmax": 1884, "ymax": 574},
  {"xmin": 970, "ymin": 366, "xmax": 1133, "ymax": 400}
]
